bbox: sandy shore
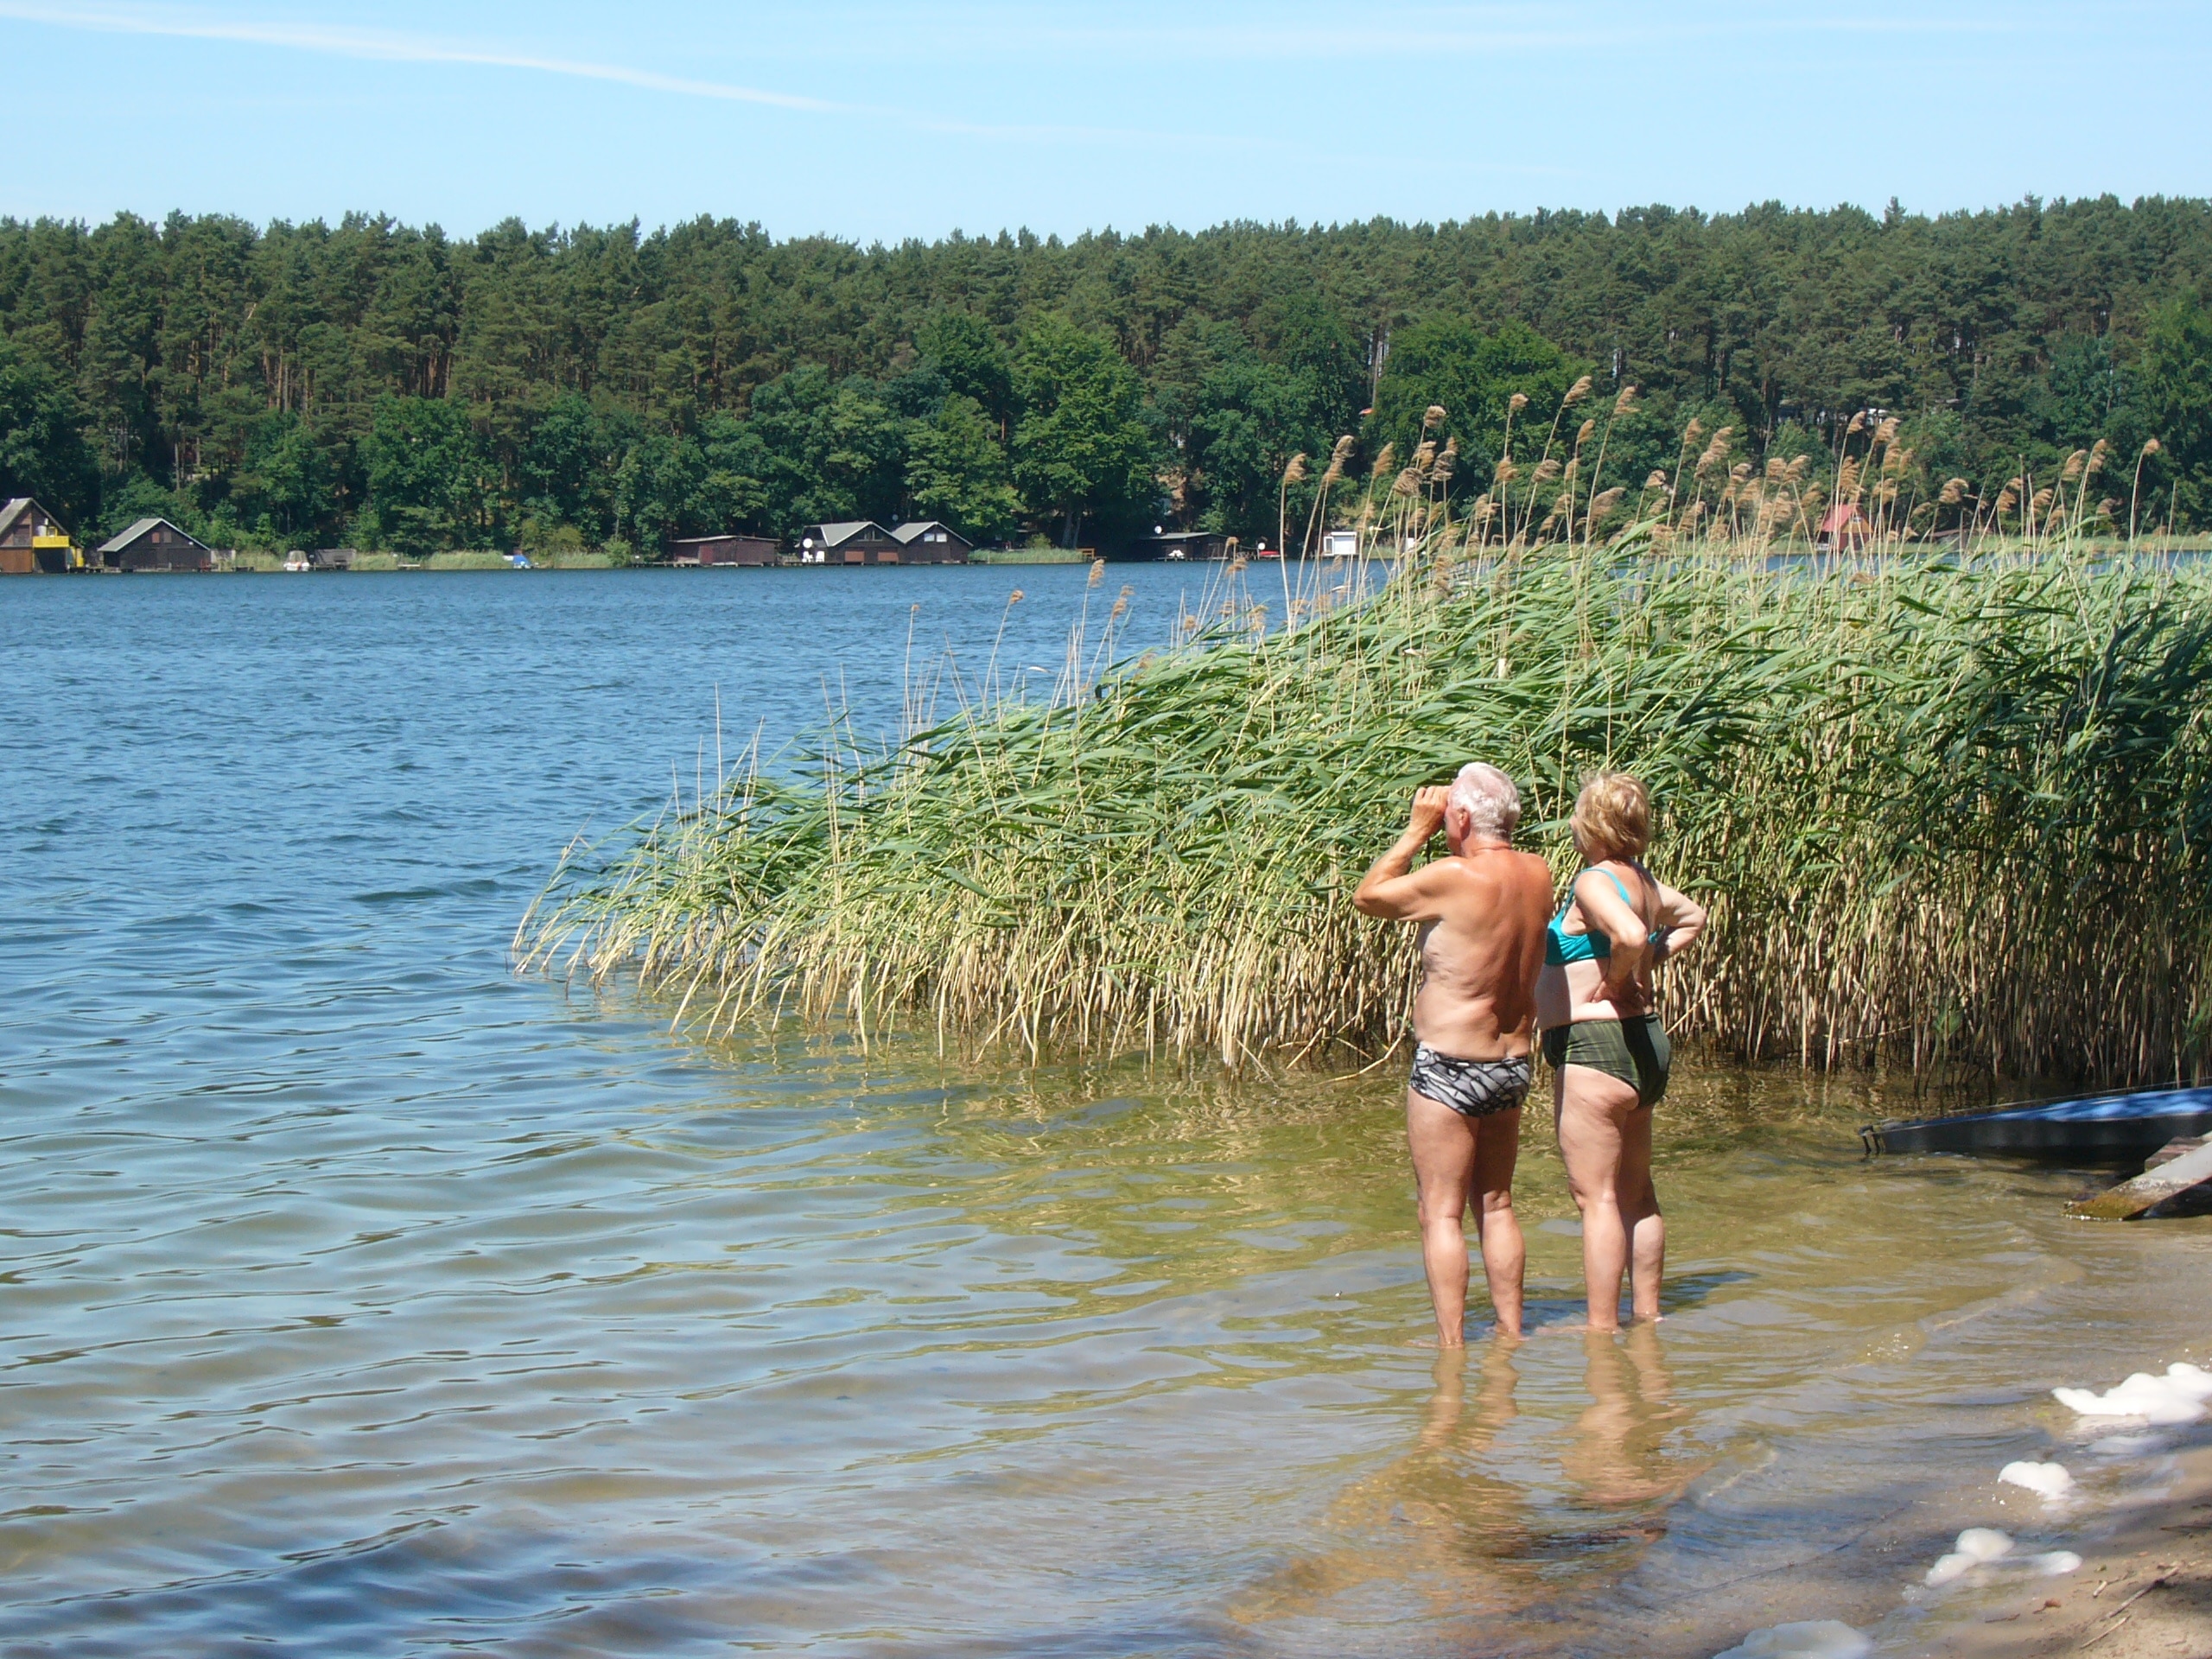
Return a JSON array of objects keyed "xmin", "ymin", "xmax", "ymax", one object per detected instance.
[{"xmin": 1922, "ymin": 1438, "xmax": 2212, "ymax": 1659}]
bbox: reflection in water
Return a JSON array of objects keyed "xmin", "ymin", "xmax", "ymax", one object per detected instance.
[
  {"xmin": 1237, "ymin": 1323, "xmax": 1716, "ymax": 1645},
  {"xmin": 1560, "ymin": 1325, "xmax": 1703, "ymax": 1513},
  {"xmin": 1233, "ymin": 1338, "xmax": 1538, "ymax": 1634}
]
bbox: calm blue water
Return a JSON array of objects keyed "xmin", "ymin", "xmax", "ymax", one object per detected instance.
[{"xmin": 2, "ymin": 568, "xmax": 2208, "ymax": 1659}]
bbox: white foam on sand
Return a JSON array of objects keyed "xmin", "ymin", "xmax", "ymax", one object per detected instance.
[
  {"xmin": 1925, "ymin": 1527, "xmax": 2013, "ymax": 1586},
  {"xmin": 2053, "ymin": 1362, "xmax": 2212, "ymax": 1425},
  {"xmin": 1999, "ymin": 1459, "xmax": 2075, "ymax": 1500},
  {"xmin": 1711, "ymin": 1620, "xmax": 1872, "ymax": 1659},
  {"xmin": 1924, "ymin": 1525, "xmax": 2084, "ymax": 1589}
]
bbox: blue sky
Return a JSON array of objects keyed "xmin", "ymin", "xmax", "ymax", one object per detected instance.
[{"xmin": 9, "ymin": 1, "xmax": 2209, "ymax": 240}]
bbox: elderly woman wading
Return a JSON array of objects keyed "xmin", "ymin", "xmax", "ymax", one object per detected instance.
[{"xmin": 1536, "ymin": 774, "xmax": 1707, "ymax": 1332}]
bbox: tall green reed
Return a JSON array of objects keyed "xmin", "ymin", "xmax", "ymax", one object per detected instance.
[{"xmin": 522, "ymin": 539, "xmax": 2212, "ymax": 1086}]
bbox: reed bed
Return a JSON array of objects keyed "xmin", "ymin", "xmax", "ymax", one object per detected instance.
[{"xmin": 522, "ymin": 535, "xmax": 2212, "ymax": 1086}]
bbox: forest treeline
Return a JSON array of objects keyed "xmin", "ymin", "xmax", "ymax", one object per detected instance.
[{"xmin": 3, "ymin": 197, "xmax": 2211, "ymax": 553}]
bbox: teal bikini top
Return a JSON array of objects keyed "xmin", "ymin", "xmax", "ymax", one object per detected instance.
[{"xmin": 1546, "ymin": 866, "xmax": 1666, "ymax": 966}]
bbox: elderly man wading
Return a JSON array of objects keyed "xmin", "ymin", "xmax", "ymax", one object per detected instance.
[{"xmin": 1355, "ymin": 765, "xmax": 1554, "ymax": 1344}]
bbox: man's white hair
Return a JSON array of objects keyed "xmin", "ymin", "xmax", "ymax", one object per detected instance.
[{"xmin": 1448, "ymin": 762, "xmax": 1522, "ymax": 841}]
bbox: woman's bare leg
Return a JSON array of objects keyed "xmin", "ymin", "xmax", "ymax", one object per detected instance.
[
  {"xmin": 1407, "ymin": 1089, "xmax": 1478, "ymax": 1346},
  {"xmin": 1618, "ymin": 1104, "xmax": 1664, "ymax": 1321},
  {"xmin": 1554, "ymin": 1062, "xmax": 1641, "ymax": 1332},
  {"xmin": 1469, "ymin": 1108, "xmax": 1525, "ymax": 1338}
]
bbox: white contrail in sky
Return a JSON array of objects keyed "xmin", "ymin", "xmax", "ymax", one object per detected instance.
[
  {"xmin": 0, "ymin": 2, "xmax": 849, "ymax": 111},
  {"xmin": 0, "ymin": 0, "xmax": 1233, "ymax": 145}
]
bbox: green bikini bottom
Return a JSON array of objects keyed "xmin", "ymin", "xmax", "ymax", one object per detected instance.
[{"xmin": 1541, "ymin": 1014, "xmax": 1671, "ymax": 1108}]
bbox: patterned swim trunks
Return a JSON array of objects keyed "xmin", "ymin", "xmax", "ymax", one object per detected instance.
[{"xmin": 1408, "ymin": 1045, "xmax": 1533, "ymax": 1118}]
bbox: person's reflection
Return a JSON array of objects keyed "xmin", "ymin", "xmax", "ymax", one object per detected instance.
[
  {"xmin": 1348, "ymin": 1338, "xmax": 1533, "ymax": 1552},
  {"xmin": 1560, "ymin": 1323, "xmax": 1701, "ymax": 1512},
  {"xmin": 1233, "ymin": 1338, "xmax": 1536, "ymax": 1629}
]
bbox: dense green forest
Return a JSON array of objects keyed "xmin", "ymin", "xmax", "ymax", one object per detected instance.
[{"xmin": 3, "ymin": 197, "xmax": 2210, "ymax": 554}]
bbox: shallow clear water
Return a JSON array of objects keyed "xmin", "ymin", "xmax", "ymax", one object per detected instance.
[{"xmin": 2, "ymin": 569, "xmax": 2207, "ymax": 1658}]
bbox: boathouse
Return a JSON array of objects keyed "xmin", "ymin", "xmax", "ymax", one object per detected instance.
[
  {"xmin": 1133, "ymin": 531, "xmax": 1233, "ymax": 562},
  {"xmin": 1816, "ymin": 504, "xmax": 1870, "ymax": 550},
  {"xmin": 671, "ymin": 533, "xmax": 778, "ymax": 567},
  {"xmin": 97, "ymin": 517, "xmax": 214, "ymax": 572},
  {"xmin": 0, "ymin": 497, "xmax": 76, "ymax": 573},
  {"xmin": 799, "ymin": 521, "xmax": 901, "ymax": 564},
  {"xmin": 890, "ymin": 522, "xmax": 973, "ymax": 563}
]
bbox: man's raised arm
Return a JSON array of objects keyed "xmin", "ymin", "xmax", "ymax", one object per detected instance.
[{"xmin": 1354, "ymin": 786, "xmax": 1452, "ymax": 920}]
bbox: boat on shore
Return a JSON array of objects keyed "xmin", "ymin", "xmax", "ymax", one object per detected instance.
[{"xmin": 1862, "ymin": 1084, "xmax": 2212, "ymax": 1159}]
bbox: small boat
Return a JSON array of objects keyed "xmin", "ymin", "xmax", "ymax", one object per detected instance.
[{"xmin": 1863, "ymin": 1085, "xmax": 2212, "ymax": 1160}]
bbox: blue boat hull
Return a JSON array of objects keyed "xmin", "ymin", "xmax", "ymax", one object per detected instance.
[{"xmin": 1863, "ymin": 1085, "xmax": 2212, "ymax": 1159}]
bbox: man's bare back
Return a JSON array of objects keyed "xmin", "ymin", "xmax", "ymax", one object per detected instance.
[{"xmin": 1357, "ymin": 785, "xmax": 1554, "ymax": 1056}]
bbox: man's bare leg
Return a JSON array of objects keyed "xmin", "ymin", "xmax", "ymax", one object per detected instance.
[
  {"xmin": 1554, "ymin": 1062, "xmax": 1641, "ymax": 1332},
  {"xmin": 1469, "ymin": 1108, "xmax": 1525, "ymax": 1338},
  {"xmin": 1407, "ymin": 1089, "xmax": 1477, "ymax": 1345}
]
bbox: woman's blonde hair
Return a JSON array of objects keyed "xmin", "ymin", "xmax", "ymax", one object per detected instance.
[{"xmin": 1571, "ymin": 772, "xmax": 1650, "ymax": 861}]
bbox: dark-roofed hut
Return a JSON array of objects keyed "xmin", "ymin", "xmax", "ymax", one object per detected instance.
[
  {"xmin": 890, "ymin": 522, "xmax": 973, "ymax": 564},
  {"xmin": 671, "ymin": 534, "xmax": 778, "ymax": 567},
  {"xmin": 0, "ymin": 497, "xmax": 76, "ymax": 573},
  {"xmin": 97, "ymin": 518, "xmax": 213, "ymax": 572}
]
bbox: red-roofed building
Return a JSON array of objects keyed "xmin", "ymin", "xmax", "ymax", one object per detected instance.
[{"xmin": 1817, "ymin": 504, "xmax": 1868, "ymax": 550}]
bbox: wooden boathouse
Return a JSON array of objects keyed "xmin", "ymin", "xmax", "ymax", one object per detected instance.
[
  {"xmin": 0, "ymin": 497, "xmax": 78, "ymax": 573},
  {"xmin": 889, "ymin": 522, "xmax": 973, "ymax": 563},
  {"xmin": 799, "ymin": 522, "xmax": 901, "ymax": 564},
  {"xmin": 670, "ymin": 534, "xmax": 778, "ymax": 567},
  {"xmin": 97, "ymin": 517, "xmax": 214, "ymax": 572}
]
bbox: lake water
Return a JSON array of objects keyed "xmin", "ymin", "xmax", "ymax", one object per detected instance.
[{"xmin": 2, "ymin": 568, "xmax": 2208, "ymax": 1658}]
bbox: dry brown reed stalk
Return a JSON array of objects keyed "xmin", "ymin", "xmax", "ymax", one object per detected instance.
[
  {"xmin": 1580, "ymin": 385, "xmax": 1638, "ymax": 546},
  {"xmin": 1519, "ymin": 378, "xmax": 1591, "ymax": 542},
  {"xmin": 1274, "ymin": 453, "xmax": 1310, "ymax": 607},
  {"xmin": 2133, "ymin": 438, "xmax": 2162, "ymax": 539},
  {"xmin": 1300, "ymin": 435, "xmax": 1357, "ymax": 557},
  {"xmin": 526, "ymin": 543, "xmax": 2212, "ymax": 1087}
]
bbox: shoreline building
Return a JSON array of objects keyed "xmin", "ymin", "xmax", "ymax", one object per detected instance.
[
  {"xmin": 798, "ymin": 522, "xmax": 902, "ymax": 564},
  {"xmin": 0, "ymin": 497, "xmax": 79, "ymax": 573},
  {"xmin": 889, "ymin": 522, "xmax": 974, "ymax": 563},
  {"xmin": 670, "ymin": 534, "xmax": 779, "ymax": 567},
  {"xmin": 97, "ymin": 518, "xmax": 214, "ymax": 572}
]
